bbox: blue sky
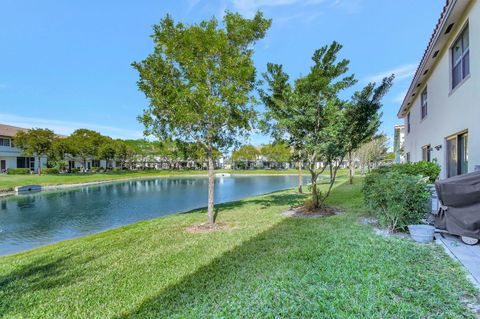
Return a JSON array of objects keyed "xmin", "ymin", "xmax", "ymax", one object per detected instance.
[{"xmin": 0, "ymin": 0, "xmax": 443, "ymax": 145}]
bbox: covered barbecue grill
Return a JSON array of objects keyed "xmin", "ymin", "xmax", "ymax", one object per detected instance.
[{"xmin": 435, "ymin": 171, "xmax": 480, "ymax": 244}]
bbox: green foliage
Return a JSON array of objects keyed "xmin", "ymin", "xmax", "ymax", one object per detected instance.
[
  {"xmin": 132, "ymin": 12, "xmax": 271, "ymax": 222},
  {"xmin": 356, "ymin": 134, "xmax": 389, "ymax": 170},
  {"xmin": 371, "ymin": 161, "xmax": 441, "ymax": 183},
  {"xmin": 42, "ymin": 168, "xmax": 60, "ymax": 174},
  {"xmin": 260, "ymin": 142, "xmax": 291, "ymax": 163},
  {"xmin": 13, "ymin": 128, "xmax": 55, "ymax": 174},
  {"xmin": 98, "ymin": 140, "xmax": 116, "ymax": 164},
  {"xmin": 132, "ymin": 12, "xmax": 271, "ymax": 152},
  {"xmin": 231, "ymin": 144, "xmax": 259, "ymax": 162},
  {"xmin": 6, "ymin": 168, "xmax": 30, "ymax": 175},
  {"xmin": 67, "ymin": 129, "xmax": 105, "ymax": 170},
  {"xmin": 90, "ymin": 167, "xmax": 100, "ymax": 173},
  {"xmin": 13, "ymin": 128, "xmax": 55, "ymax": 159},
  {"xmin": 363, "ymin": 171, "xmax": 431, "ymax": 231},
  {"xmin": 260, "ymin": 42, "xmax": 393, "ymax": 208},
  {"xmin": 71, "ymin": 167, "xmax": 81, "ymax": 174}
]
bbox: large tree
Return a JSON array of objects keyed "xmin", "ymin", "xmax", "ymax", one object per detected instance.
[
  {"xmin": 133, "ymin": 12, "xmax": 271, "ymax": 225},
  {"xmin": 14, "ymin": 128, "xmax": 55, "ymax": 175},
  {"xmin": 261, "ymin": 42, "xmax": 392, "ymax": 208}
]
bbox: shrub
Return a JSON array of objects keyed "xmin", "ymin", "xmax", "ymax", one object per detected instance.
[
  {"xmin": 6, "ymin": 168, "xmax": 31, "ymax": 175},
  {"xmin": 363, "ymin": 171, "xmax": 431, "ymax": 231},
  {"xmin": 371, "ymin": 161, "xmax": 440, "ymax": 183},
  {"xmin": 71, "ymin": 167, "xmax": 81, "ymax": 173},
  {"xmin": 43, "ymin": 168, "xmax": 59, "ymax": 174},
  {"xmin": 90, "ymin": 167, "xmax": 100, "ymax": 173},
  {"xmin": 113, "ymin": 167, "xmax": 123, "ymax": 172}
]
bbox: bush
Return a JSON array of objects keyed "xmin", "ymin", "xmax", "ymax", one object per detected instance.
[
  {"xmin": 363, "ymin": 171, "xmax": 431, "ymax": 231},
  {"xmin": 42, "ymin": 168, "xmax": 59, "ymax": 174},
  {"xmin": 113, "ymin": 167, "xmax": 123, "ymax": 172},
  {"xmin": 6, "ymin": 168, "xmax": 31, "ymax": 175},
  {"xmin": 71, "ymin": 167, "xmax": 81, "ymax": 173},
  {"xmin": 371, "ymin": 161, "xmax": 440, "ymax": 183},
  {"xmin": 90, "ymin": 167, "xmax": 100, "ymax": 173}
]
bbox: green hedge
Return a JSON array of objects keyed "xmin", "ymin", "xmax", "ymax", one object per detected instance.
[
  {"xmin": 363, "ymin": 171, "xmax": 431, "ymax": 231},
  {"xmin": 6, "ymin": 168, "xmax": 31, "ymax": 175},
  {"xmin": 42, "ymin": 168, "xmax": 59, "ymax": 174},
  {"xmin": 370, "ymin": 161, "xmax": 440, "ymax": 183}
]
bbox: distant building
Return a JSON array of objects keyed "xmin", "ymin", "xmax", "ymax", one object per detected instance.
[
  {"xmin": 393, "ymin": 124, "xmax": 405, "ymax": 163},
  {"xmin": 0, "ymin": 124, "xmax": 47, "ymax": 173},
  {"xmin": 397, "ymin": 1, "xmax": 480, "ymax": 178}
]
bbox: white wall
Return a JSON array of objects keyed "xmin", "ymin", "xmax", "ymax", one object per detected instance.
[{"xmin": 403, "ymin": 1, "xmax": 480, "ymax": 179}]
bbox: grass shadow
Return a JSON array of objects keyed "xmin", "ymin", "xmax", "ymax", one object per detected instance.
[{"xmin": 0, "ymin": 251, "xmax": 105, "ymax": 316}]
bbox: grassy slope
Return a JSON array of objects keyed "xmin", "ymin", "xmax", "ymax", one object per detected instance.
[
  {"xmin": 0, "ymin": 178, "xmax": 477, "ymax": 318},
  {"xmin": 0, "ymin": 169, "xmax": 322, "ymax": 192}
]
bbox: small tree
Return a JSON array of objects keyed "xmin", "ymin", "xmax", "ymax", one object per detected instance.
[
  {"xmin": 260, "ymin": 142, "xmax": 291, "ymax": 169},
  {"xmin": 133, "ymin": 12, "xmax": 271, "ymax": 225},
  {"xmin": 68, "ymin": 129, "xmax": 104, "ymax": 172},
  {"xmin": 114, "ymin": 140, "xmax": 132, "ymax": 169},
  {"xmin": 261, "ymin": 42, "xmax": 392, "ymax": 208},
  {"xmin": 341, "ymin": 76, "xmax": 394, "ymax": 184},
  {"xmin": 98, "ymin": 139, "xmax": 116, "ymax": 169},
  {"xmin": 231, "ymin": 144, "xmax": 259, "ymax": 169},
  {"xmin": 14, "ymin": 128, "xmax": 55, "ymax": 175}
]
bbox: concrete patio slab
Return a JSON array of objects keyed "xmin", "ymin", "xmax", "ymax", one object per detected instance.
[{"xmin": 435, "ymin": 233, "xmax": 480, "ymax": 290}]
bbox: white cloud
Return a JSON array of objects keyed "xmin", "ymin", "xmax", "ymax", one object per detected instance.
[
  {"xmin": 365, "ymin": 63, "xmax": 417, "ymax": 83},
  {"xmin": 0, "ymin": 113, "xmax": 143, "ymax": 139}
]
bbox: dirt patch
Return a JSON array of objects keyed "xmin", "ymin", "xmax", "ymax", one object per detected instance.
[
  {"xmin": 186, "ymin": 222, "xmax": 230, "ymax": 233},
  {"xmin": 283, "ymin": 206, "xmax": 341, "ymax": 218}
]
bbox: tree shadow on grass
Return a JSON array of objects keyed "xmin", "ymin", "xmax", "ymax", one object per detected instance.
[
  {"xmin": 115, "ymin": 219, "xmax": 306, "ymax": 318},
  {"xmin": 0, "ymin": 251, "xmax": 104, "ymax": 316},
  {"xmin": 178, "ymin": 190, "xmax": 307, "ymax": 222}
]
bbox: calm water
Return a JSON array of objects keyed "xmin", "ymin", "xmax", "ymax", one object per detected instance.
[{"xmin": 0, "ymin": 175, "xmax": 308, "ymax": 255}]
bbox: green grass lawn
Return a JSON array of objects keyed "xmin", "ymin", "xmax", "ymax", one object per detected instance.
[
  {"xmin": 0, "ymin": 178, "xmax": 476, "ymax": 318},
  {"xmin": 0, "ymin": 168, "xmax": 324, "ymax": 192}
]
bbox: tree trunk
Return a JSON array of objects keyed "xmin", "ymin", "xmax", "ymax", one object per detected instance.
[
  {"xmin": 37, "ymin": 156, "xmax": 42, "ymax": 175},
  {"xmin": 348, "ymin": 151, "xmax": 354, "ymax": 184},
  {"xmin": 207, "ymin": 147, "xmax": 215, "ymax": 225},
  {"xmin": 297, "ymin": 160, "xmax": 303, "ymax": 193},
  {"xmin": 311, "ymin": 173, "xmax": 319, "ymax": 208}
]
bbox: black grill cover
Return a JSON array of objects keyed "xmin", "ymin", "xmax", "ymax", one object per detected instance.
[{"xmin": 435, "ymin": 171, "xmax": 480, "ymax": 239}]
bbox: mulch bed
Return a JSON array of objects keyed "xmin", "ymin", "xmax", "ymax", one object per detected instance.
[
  {"xmin": 283, "ymin": 206, "xmax": 341, "ymax": 218},
  {"xmin": 186, "ymin": 222, "xmax": 230, "ymax": 233}
]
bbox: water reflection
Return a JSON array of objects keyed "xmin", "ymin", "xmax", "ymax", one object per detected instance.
[{"xmin": 0, "ymin": 175, "xmax": 309, "ymax": 255}]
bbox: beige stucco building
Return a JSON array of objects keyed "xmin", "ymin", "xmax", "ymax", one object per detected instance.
[{"xmin": 398, "ymin": 0, "xmax": 479, "ymax": 179}]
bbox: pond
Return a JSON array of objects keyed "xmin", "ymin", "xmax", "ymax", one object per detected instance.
[{"xmin": 0, "ymin": 175, "xmax": 309, "ymax": 255}]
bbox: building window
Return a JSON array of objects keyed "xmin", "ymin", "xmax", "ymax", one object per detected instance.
[
  {"xmin": 406, "ymin": 112, "xmax": 411, "ymax": 133},
  {"xmin": 16, "ymin": 157, "xmax": 35, "ymax": 170},
  {"xmin": 452, "ymin": 24, "xmax": 469, "ymax": 89},
  {"xmin": 421, "ymin": 88, "xmax": 427, "ymax": 119},
  {"xmin": 406, "ymin": 152, "xmax": 411, "ymax": 163},
  {"xmin": 446, "ymin": 131, "xmax": 468, "ymax": 177},
  {"xmin": 0, "ymin": 138, "xmax": 11, "ymax": 147},
  {"xmin": 421, "ymin": 145, "xmax": 431, "ymax": 162}
]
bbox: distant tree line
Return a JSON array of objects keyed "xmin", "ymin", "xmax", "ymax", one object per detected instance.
[{"xmin": 14, "ymin": 128, "xmax": 222, "ymax": 174}]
